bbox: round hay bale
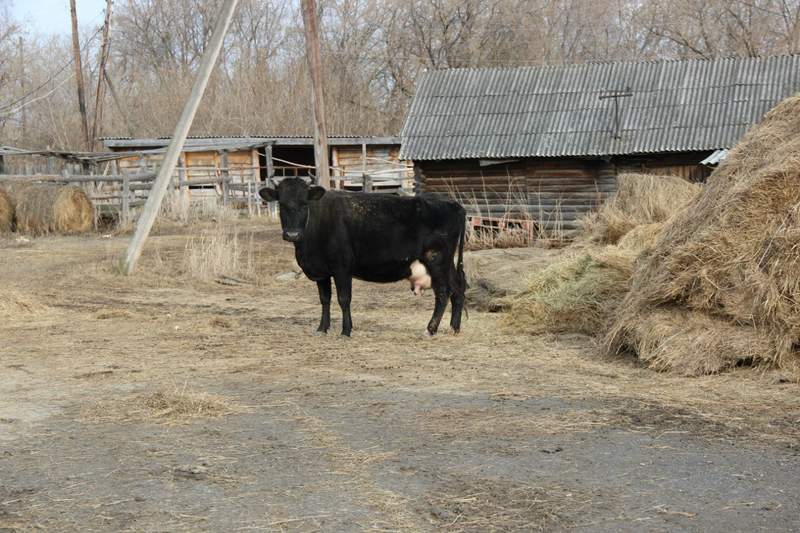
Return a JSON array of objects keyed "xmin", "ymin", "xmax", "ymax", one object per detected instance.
[
  {"xmin": 4, "ymin": 183, "xmax": 93, "ymax": 235},
  {"xmin": 0, "ymin": 188, "xmax": 13, "ymax": 233}
]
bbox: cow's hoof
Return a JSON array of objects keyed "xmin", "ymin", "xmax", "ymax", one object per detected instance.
[
  {"xmin": 339, "ymin": 333, "xmax": 352, "ymax": 339},
  {"xmin": 313, "ymin": 330, "xmax": 328, "ymax": 336},
  {"xmin": 423, "ymin": 330, "xmax": 435, "ymax": 338}
]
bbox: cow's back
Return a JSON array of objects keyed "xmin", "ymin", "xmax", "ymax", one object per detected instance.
[{"xmin": 305, "ymin": 191, "xmax": 461, "ymax": 283}]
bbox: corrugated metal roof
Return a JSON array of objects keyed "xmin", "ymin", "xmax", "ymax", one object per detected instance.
[
  {"xmin": 400, "ymin": 56, "xmax": 800, "ymax": 160},
  {"xmin": 700, "ymin": 148, "xmax": 729, "ymax": 166}
]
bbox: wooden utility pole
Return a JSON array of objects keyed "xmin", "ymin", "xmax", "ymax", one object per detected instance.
[
  {"xmin": 69, "ymin": 0, "xmax": 91, "ymax": 151},
  {"xmin": 91, "ymin": 0, "xmax": 114, "ymax": 151},
  {"xmin": 18, "ymin": 36, "xmax": 26, "ymax": 144},
  {"xmin": 300, "ymin": 0, "xmax": 330, "ymax": 188},
  {"xmin": 122, "ymin": 0, "xmax": 239, "ymax": 275}
]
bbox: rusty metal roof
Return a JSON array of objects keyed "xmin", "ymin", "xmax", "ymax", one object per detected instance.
[{"xmin": 400, "ymin": 55, "xmax": 800, "ymax": 160}]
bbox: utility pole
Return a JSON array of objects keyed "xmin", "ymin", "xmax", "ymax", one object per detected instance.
[
  {"xmin": 17, "ymin": 36, "xmax": 25, "ymax": 145},
  {"xmin": 91, "ymin": 0, "xmax": 114, "ymax": 151},
  {"xmin": 69, "ymin": 0, "xmax": 91, "ymax": 151},
  {"xmin": 300, "ymin": 0, "xmax": 330, "ymax": 188},
  {"xmin": 122, "ymin": 0, "xmax": 239, "ymax": 275}
]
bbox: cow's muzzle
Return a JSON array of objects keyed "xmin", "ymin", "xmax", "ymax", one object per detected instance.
[{"xmin": 283, "ymin": 230, "xmax": 302, "ymax": 242}]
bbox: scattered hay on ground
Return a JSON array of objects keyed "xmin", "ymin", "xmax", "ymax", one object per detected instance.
[
  {"xmin": 464, "ymin": 247, "xmax": 560, "ymax": 312},
  {"xmin": 0, "ymin": 291, "xmax": 48, "ymax": 316},
  {"xmin": 580, "ymin": 173, "xmax": 700, "ymax": 244},
  {"xmin": 610, "ymin": 308, "xmax": 776, "ymax": 376},
  {"xmin": 94, "ymin": 308, "xmax": 134, "ymax": 320},
  {"xmin": 503, "ymin": 248, "xmax": 635, "ymax": 336},
  {"xmin": 606, "ymin": 94, "xmax": 800, "ymax": 377},
  {"xmin": 2, "ymin": 183, "xmax": 93, "ymax": 235},
  {"xmin": 84, "ymin": 385, "xmax": 244, "ymax": 424},
  {"xmin": 0, "ymin": 188, "xmax": 13, "ymax": 233},
  {"xmin": 423, "ymin": 475, "xmax": 577, "ymax": 531}
]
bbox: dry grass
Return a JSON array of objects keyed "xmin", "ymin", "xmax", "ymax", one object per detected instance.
[
  {"xmin": 2, "ymin": 183, "xmax": 94, "ymax": 236},
  {"xmin": 579, "ymin": 173, "xmax": 701, "ymax": 245},
  {"xmin": 424, "ymin": 475, "xmax": 577, "ymax": 531},
  {"xmin": 0, "ymin": 188, "xmax": 13, "ymax": 232},
  {"xmin": 0, "ymin": 291, "xmax": 48, "ymax": 316},
  {"xmin": 183, "ymin": 224, "xmax": 257, "ymax": 283},
  {"xmin": 503, "ymin": 247, "xmax": 635, "ymax": 336},
  {"xmin": 85, "ymin": 384, "xmax": 243, "ymax": 424},
  {"xmin": 159, "ymin": 193, "xmax": 239, "ymax": 225},
  {"xmin": 617, "ymin": 222, "xmax": 665, "ymax": 252},
  {"xmin": 606, "ymin": 94, "xmax": 800, "ymax": 377},
  {"xmin": 445, "ymin": 179, "xmax": 565, "ymax": 250}
]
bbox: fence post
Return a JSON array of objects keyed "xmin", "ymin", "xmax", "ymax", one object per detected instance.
[
  {"xmin": 121, "ymin": 173, "xmax": 130, "ymax": 224},
  {"xmin": 220, "ymin": 150, "xmax": 229, "ymax": 207},
  {"xmin": 362, "ymin": 173, "xmax": 372, "ymax": 193}
]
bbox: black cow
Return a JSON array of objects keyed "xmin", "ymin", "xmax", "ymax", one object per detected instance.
[{"xmin": 259, "ymin": 178, "xmax": 466, "ymax": 337}]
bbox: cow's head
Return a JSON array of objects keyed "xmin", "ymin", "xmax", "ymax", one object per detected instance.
[{"xmin": 259, "ymin": 178, "xmax": 326, "ymax": 242}]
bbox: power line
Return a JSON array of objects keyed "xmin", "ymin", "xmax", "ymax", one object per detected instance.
[{"xmin": 0, "ymin": 17, "xmax": 105, "ymax": 113}]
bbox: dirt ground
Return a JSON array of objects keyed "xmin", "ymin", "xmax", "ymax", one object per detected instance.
[{"xmin": 1, "ymin": 220, "xmax": 799, "ymax": 532}]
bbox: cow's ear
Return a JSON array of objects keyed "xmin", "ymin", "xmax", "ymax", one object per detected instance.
[
  {"xmin": 308, "ymin": 186, "xmax": 326, "ymax": 202},
  {"xmin": 259, "ymin": 187, "xmax": 278, "ymax": 202}
]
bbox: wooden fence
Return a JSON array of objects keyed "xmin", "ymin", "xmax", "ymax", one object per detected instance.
[{"xmin": 0, "ymin": 164, "xmax": 412, "ymax": 224}]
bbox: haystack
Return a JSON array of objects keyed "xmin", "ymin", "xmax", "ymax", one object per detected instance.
[
  {"xmin": 0, "ymin": 188, "xmax": 12, "ymax": 233},
  {"xmin": 3, "ymin": 183, "xmax": 93, "ymax": 235},
  {"xmin": 503, "ymin": 247, "xmax": 635, "ymax": 336},
  {"xmin": 606, "ymin": 94, "xmax": 800, "ymax": 376},
  {"xmin": 464, "ymin": 247, "xmax": 560, "ymax": 311},
  {"xmin": 580, "ymin": 173, "xmax": 701, "ymax": 244},
  {"xmin": 617, "ymin": 222, "xmax": 664, "ymax": 252}
]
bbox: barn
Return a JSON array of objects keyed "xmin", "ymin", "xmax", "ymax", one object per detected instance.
[{"xmin": 400, "ymin": 55, "xmax": 800, "ymax": 235}]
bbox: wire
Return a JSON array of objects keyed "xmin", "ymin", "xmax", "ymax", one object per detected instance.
[
  {"xmin": 0, "ymin": 14, "xmax": 105, "ymax": 113},
  {"xmin": 0, "ymin": 70, "xmax": 76, "ymax": 119}
]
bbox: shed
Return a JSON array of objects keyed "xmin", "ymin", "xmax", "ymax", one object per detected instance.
[
  {"xmin": 400, "ymin": 55, "xmax": 800, "ymax": 234},
  {"xmin": 102, "ymin": 135, "xmax": 411, "ymax": 192}
]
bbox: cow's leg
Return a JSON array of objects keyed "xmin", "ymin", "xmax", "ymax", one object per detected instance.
[
  {"xmin": 449, "ymin": 265, "xmax": 465, "ymax": 334},
  {"xmin": 334, "ymin": 273, "xmax": 353, "ymax": 336},
  {"xmin": 316, "ymin": 277, "xmax": 332, "ymax": 334},
  {"xmin": 426, "ymin": 268, "xmax": 451, "ymax": 336}
]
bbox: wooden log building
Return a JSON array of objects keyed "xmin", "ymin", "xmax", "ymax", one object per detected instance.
[{"xmin": 400, "ymin": 55, "xmax": 800, "ymax": 234}]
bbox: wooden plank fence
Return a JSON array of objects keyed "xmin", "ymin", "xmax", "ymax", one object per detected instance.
[{"xmin": 0, "ymin": 164, "xmax": 412, "ymax": 224}]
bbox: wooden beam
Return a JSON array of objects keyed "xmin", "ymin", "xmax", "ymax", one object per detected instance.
[
  {"xmin": 300, "ymin": 0, "xmax": 330, "ymax": 189},
  {"xmin": 265, "ymin": 144, "xmax": 274, "ymax": 185},
  {"xmin": 69, "ymin": 0, "xmax": 91, "ymax": 151},
  {"xmin": 122, "ymin": 0, "xmax": 240, "ymax": 275},
  {"xmin": 91, "ymin": 0, "xmax": 114, "ymax": 151}
]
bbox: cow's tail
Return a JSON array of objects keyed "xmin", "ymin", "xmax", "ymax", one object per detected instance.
[{"xmin": 457, "ymin": 212, "xmax": 468, "ymax": 319}]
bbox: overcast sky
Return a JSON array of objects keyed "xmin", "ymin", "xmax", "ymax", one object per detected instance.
[{"xmin": 11, "ymin": 0, "xmax": 107, "ymax": 35}]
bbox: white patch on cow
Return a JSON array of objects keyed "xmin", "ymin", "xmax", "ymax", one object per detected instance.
[{"xmin": 408, "ymin": 260, "xmax": 431, "ymax": 296}]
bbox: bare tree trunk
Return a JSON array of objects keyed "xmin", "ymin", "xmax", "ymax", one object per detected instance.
[
  {"xmin": 69, "ymin": 0, "xmax": 91, "ymax": 151},
  {"xmin": 91, "ymin": 0, "xmax": 114, "ymax": 150},
  {"xmin": 301, "ymin": 0, "xmax": 330, "ymax": 188}
]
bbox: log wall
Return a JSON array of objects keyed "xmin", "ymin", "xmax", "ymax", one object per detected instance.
[{"xmin": 416, "ymin": 153, "xmax": 711, "ymax": 236}]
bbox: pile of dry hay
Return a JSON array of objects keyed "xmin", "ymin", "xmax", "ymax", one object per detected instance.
[
  {"xmin": 503, "ymin": 248, "xmax": 635, "ymax": 336},
  {"xmin": 0, "ymin": 189, "xmax": 12, "ymax": 233},
  {"xmin": 580, "ymin": 173, "xmax": 701, "ymax": 244},
  {"xmin": 1, "ymin": 183, "xmax": 93, "ymax": 235},
  {"xmin": 502, "ymin": 174, "xmax": 700, "ymax": 337},
  {"xmin": 606, "ymin": 94, "xmax": 800, "ymax": 377}
]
